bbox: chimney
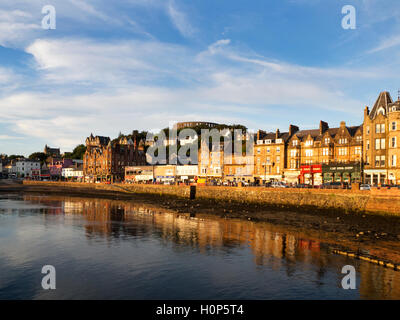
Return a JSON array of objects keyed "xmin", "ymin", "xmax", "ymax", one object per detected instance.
[
  {"xmin": 289, "ymin": 124, "xmax": 299, "ymax": 137},
  {"xmin": 275, "ymin": 128, "xmax": 280, "ymax": 139},
  {"xmin": 319, "ymin": 121, "xmax": 329, "ymax": 135},
  {"xmin": 364, "ymin": 106, "xmax": 369, "ymax": 117}
]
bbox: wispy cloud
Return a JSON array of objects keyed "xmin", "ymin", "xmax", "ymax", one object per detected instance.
[
  {"xmin": 166, "ymin": 0, "xmax": 196, "ymax": 38},
  {"xmin": 367, "ymin": 35, "xmax": 400, "ymax": 54}
]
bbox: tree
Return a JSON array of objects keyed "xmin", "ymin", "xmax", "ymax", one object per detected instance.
[
  {"xmin": 29, "ymin": 152, "xmax": 47, "ymax": 164},
  {"xmin": 71, "ymin": 144, "xmax": 86, "ymax": 159}
]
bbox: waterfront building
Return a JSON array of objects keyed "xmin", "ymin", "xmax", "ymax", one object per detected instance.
[
  {"xmin": 14, "ymin": 159, "xmax": 41, "ymax": 178},
  {"xmin": 285, "ymin": 121, "xmax": 362, "ymax": 185},
  {"xmin": 48, "ymin": 158, "xmax": 74, "ymax": 179},
  {"xmin": 40, "ymin": 163, "xmax": 51, "ymax": 180},
  {"xmin": 363, "ymin": 91, "xmax": 400, "ymax": 185},
  {"xmin": 223, "ymin": 154, "xmax": 254, "ymax": 184},
  {"xmin": 198, "ymin": 141, "xmax": 224, "ymax": 183},
  {"xmin": 84, "ymin": 134, "xmax": 147, "ymax": 183},
  {"xmin": 254, "ymin": 128, "xmax": 291, "ymax": 184},
  {"xmin": 62, "ymin": 164, "xmax": 84, "ymax": 181},
  {"xmin": 176, "ymin": 165, "xmax": 198, "ymax": 183},
  {"xmin": 153, "ymin": 165, "xmax": 176, "ymax": 183},
  {"xmin": 125, "ymin": 166, "xmax": 154, "ymax": 183}
]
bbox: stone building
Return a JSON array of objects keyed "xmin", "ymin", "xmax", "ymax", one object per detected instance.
[
  {"xmin": 44, "ymin": 145, "xmax": 61, "ymax": 158},
  {"xmin": 284, "ymin": 121, "xmax": 362, "ymax": 185},
  {"xmin": 198, "ymin": 141, "xmax": 224, "ymax": 183},
  {"xmin": 254, "ymin": 128, "xmax": 291, "ymax": 184},
  {"xmin": 83, "ymin": 134, "xmax": 146, "ymax": 183},
  {"xmin": 363, "ymin": 91, "xmax": 400, "ymax": 185}
]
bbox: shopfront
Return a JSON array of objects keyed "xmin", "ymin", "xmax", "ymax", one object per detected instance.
[
  {"xmin": 322, "ymin": 163, "xmax": 361, "ymax": 184},
  {"xmin": 299, "ymin": 165, "xmax": 322, "ymax": 186}
]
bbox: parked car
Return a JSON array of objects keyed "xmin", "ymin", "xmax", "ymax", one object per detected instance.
[
  {"xmin": 270, "ymin": 181, "xmax": 288, "ymax": 188},
  {"xmin": 359, "ymin": 184, "xmax": 371, "ymax": 191},
  {"xmin": 321, "ymin": 182, "xmax": 342, "ymax": 189},
  {"xmin": 295, "ymin": 184, "xmax": 312, "ymax": 189}
]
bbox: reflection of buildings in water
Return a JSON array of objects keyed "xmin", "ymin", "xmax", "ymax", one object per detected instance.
[
  {"xmin": 20, "ymin": 195, "xmax": 400, "ymax": 299},
  {"xmin": 359, "ymin": 262, "xmax": 400, "ymax": 299}
]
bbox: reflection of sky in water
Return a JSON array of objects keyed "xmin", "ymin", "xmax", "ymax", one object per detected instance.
[{"xmin": 0, "ymin": 195, "xmax": 400, "ymax": 300}]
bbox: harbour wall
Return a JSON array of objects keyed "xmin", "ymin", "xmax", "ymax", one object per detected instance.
[{"xmin": 21, "ymin": 181, "xmax": 400, "ymax": 216}]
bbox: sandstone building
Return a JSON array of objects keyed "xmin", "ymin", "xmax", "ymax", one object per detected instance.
[
  {"xmin": 363, "ymin": 92, "xmax": 400, "ymax": 185},
  {"xmin": 83, "ymin": 134, "xmax": 146, "ymax": 182}
]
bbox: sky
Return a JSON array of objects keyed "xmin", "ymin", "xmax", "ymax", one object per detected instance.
[{"xmin": 1, "ymin": 0, "xmax": 400, "ymax": 156}]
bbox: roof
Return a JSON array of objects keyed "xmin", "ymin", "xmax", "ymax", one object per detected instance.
[{"xmin": 369, "ymin": 91, "xmax": 393, "ymax": 119}]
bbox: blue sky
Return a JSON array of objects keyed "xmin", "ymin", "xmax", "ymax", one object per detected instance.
[{"xmin": 1, "ymin": 0, "xmax": 400, "ymax": 156}]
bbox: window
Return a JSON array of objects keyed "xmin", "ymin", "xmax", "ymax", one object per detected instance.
[
  {"xmin": 356, "ymin": 136, "xmax": 362, "ymax": 143},
  {"xmin": 305, "ymin": 140, "xmax": 313, "ymax": 146},
  {"xmin": 276, "ymin": 147, "xmax": 280, "ymax": 153},
  {"xmin": 366, "ymin": 126, "xmax": 370, "ymax": 134},
  {"xmin": 276, "ymin": 156, "xmax": 280, "ymax": 163},
  {"xmin": 381, "ymin": 155, "xmax": 385, "ymax": 166},
  {"xmin": 355, "ymin": 146, "xmax": 361, "ymax": 155},
  {"xmin": 257, "ymin": 148, "xmax": 260, "ymax": 154},
  {"xmin": 305, "ymin": 149, "xmax": 313, "ymax": 157},
  {"xmin": 367, "ymin": 140, "xmax": 370, "ymax": 150},
  {"xmin": 292, "ymin": 140, "xmax": 298, "ymax": 146},
  {"xmin": 339, "ymin": 138, "xmax": 348, "ymax": 144},
  {"xmin": 290, "ymin": 159, "xmax": 297, "ymax": 169},
  {"xmin": 381, "ymin": 138, "xmax": 386, "ymax": 149},
  {"xmin": 324, "ymin": 138, "xmax": 330, "ymax": 144},
  {"xmin": 392, "ymin": 137, "xmax": 397, "ymax": 148},
  {"xmin": 375, "ymin": 139, "xmax": 380, "ymax": 150},
  {"xmin": 381, "ymin": 124, "xmax": 385, "ymax": 133},
  {"xmin": 375, "ymin": 156, "xmax": 380, "ymax": 167},
  {"xmin": 376, "ymin": 124, "xmax": 380, "ymax": 134},
  {"xmin": 366, "ymin": 156, "xmax": 369, "ymax": 165},
  {"xmin": 266, "ymin": 157, "xmax": 271, "ymax": 164},
  {"xmin": 322, "ymin": 148, "xmax": 329, "ymax": 156},
  {"xmin": 392, "ymin": 122, "xmax": 397, "ymax": 131},
  {"xmin": 267, "ymin": 148, "xmax": 270, "ymax": 153},
  {"xmin": 290, "ymin": 149, "xmax": 297, "ymax": 157},
  {"xmin": 338, "ymin": 148, "xmax": 347, "ymax": 156},
  {"xmin": 392, "ymin": 155, "xmax": 397, "ymax": 167}
]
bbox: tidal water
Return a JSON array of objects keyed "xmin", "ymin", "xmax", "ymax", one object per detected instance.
[{"xmin": 0, "ymin": 193, "xmax": 399, "ymax": 300}]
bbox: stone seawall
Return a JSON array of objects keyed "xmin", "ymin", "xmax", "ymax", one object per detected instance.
[{"xmin": 22, "ymin": 181, "xmax": 400, "ymax": 216}]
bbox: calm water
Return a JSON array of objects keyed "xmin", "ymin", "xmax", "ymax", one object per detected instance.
[{"xmin": 0, "ymin": 193, "xmax": 399, "ymax": 300}]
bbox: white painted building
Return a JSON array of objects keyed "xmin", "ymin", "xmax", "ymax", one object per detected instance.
[
  {"xmin": 62, "ymin": 167, "xmax": 84, "ymax": 179},
  {"xmin": 15, "ymin": 159, "xmax": 40, "ymax": 177},
  {"xmin": 176, "ymin": 165, "xmax": 198, "ymax": 181}
]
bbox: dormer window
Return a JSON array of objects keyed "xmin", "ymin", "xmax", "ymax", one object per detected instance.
[{"xmin": 305, "ymin": 140, "xmax": 313, "ymax": 146}]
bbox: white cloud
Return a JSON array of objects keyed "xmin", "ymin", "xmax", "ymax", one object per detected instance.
[
  {"xmin": 166, "ymin": 0, "xmax": 196, "ymax": 38},
  {"xmin": 367, "ymin": 35, "xmax": 400, "ymax": 54}
]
